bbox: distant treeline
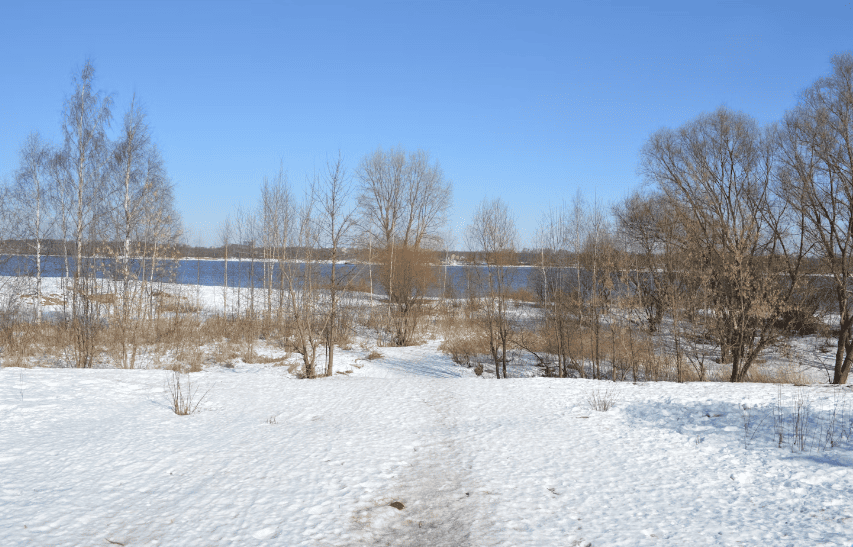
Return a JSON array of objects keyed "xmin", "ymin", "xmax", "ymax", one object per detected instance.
[{"xmin": 0, "ymin": 239, "xmax": 573, "ymax": 266}]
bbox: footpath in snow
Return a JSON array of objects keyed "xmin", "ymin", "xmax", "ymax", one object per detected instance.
[{"xmin": 2, "ymin": 341, "xmax": 853, "ymax": 546}]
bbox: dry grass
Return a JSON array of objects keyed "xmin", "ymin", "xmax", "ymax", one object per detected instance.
[
  {"xmin": 0, "ymin": 320, "xmax": 68, "ymax": 368},
  {"xmin": 157, "ymin": 295, "xmax": 200, "ymax": 314},
  {"xmin": 85, "ymin": 292, "xmax": 116, "ymax": 305},
  {"xmin": 507, "ymin": 287, "xmax": 537, "ymax": 303},
  {"xmin": 366, "ymin": 350, "xmax": 383, "ymax": 360},
  {"xmin": 178, "ymin": 347, "xmax": 206, "ymax": 373},
  {"xmin": 729, "ymin": 362, "xmax": 812, "ymax": 385},
  {"xmin": 508, "ymin": 321, "xmax": 666, "ymax": 381},
  {"xmin": 439, "ymin": 331, "xmax": 488, "ymax": 368},
  {"xmin": 30, "ymin": 293, "xmax": 65, "ymax": 307},
  {"xmin": 286, "ymin": 360, "xmax": 303, "ymax": 376},
  {"xmin": 241, "ymin": 353, "xmax": 289, "ymax": 365},
  {"xmin": 436, "ymin": 308, "xmax": 804, "ymax": 383},
  {"xmin": 0, "ymin": 309, "xmax": 285, "ymax": 370},
  {"xmin": 0, "ymin": 282, "xmax": 824, "ymax": 388},
  {"xmin": 435, "ymin": 306, "xmax": 490, "ymax": 368}
]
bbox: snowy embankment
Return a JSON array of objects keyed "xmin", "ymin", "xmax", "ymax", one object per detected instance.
[{"xmin": 2, "ymin": 339, "xmax": 853, "ymax": 547}]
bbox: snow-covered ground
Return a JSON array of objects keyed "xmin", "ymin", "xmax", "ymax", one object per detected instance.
[
  {"xmin": 3, "ymin": 276, "xmax": 853, "ymax": 545},
  {"xmin": 3, "ymin": 337, "xmax": 853, "ymax": 546}
]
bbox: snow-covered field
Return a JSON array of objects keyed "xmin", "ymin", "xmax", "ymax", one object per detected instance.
[
  {"xmin": 2, "ymin": 277, "xmax": 853, "ymax": 545},
  {"xmin": 3, "ymin": 337, "xmax": 853, "ymax": 546}
]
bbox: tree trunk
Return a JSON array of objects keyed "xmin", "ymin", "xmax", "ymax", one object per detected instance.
[
  {"xmin": 833, "ymin": 321, "xmax": 853, "ymax": 384},
  {"xmin": 327, "ymin": 253, "xmax": 337, "ymax": 377}
]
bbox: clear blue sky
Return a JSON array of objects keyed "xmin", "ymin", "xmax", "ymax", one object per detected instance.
[{"xmin": 2, "ymin": 0, "xmax": 851, "ymax": 247}]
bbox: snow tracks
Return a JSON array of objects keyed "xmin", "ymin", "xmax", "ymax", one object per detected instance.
[{"xmin": 349, "ymin": 380, "xmax": 475, "ymax": 547}]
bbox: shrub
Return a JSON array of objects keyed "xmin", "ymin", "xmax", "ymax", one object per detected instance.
[
  {"xmin": 165, "ymin": 369, "xmax": 211, "ymax": 415},
  {"xmin": 586, "ymin": 386, "xmax": 619, "ymax": 411}
]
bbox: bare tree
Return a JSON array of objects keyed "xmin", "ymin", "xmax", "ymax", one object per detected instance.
[
  {"xmin": 613, "ymin": 191, "xmax": 671, "ymax": 333},
  {"xmin": 533, "ymin": 192, "xmax": 605, "ymax": 378},
  {"xmin": 579, "ymin": 199, "xmax": 616, "ymax": 380},
  {"xmin": 259, "ymin": 169, "xmax": 294, "ymax": 328},
  {"xmin": 466, "ymin": 198, "xmax": 518, "ymax": 379},
  {"xmin": 534, "ymin": 200, "xmax": 582, "ymax": 377},
  {"xmin": 59, "ymin": 60, "xmax": 113, "ymax": 368},
  {"xmin": 314, "ymin": 154, "xmax": 357, "ymax": 376},
  {"xmin": 13, "ymin": 132, "xmax": 52, "ymax": 323},
  {"xmin": 111, "ymin": 96, "xmax": 149, "ymax": 285},
  {"xmin": 135, "ymin": 148, "xmax": 181, "ymax": 325},
  {"xmin": 282, "ymin": 197, "xmax": 325, "ymax": 378},
  {"xmin": 357, "ymin": 147, "xmax": 451, "ymax": 249},
  {"xmin": 439, "ymin": 228, "xmax": 457, "ymax": 304},
  {"xmin": 641, "ymin": 106, "xmax": 801, "ymax": 382},
  {"xmin": 0, "ymin": 182, "xmax": 27, "ymax": 343},
  {"xmin": 108, "ymin": 96, "xmax": 162, "ymax": 367},
  {"xmin": 232, "ymin": 204, "xmax": 251, "ymax": 319},
  {"xmin": 357, "ymin": 147, "xmax": 452, "ymax": 345},
  {"xmin": 778, "ymin": 52, "xmax": 853, "ymax": 384},
  {"xmin": 218, "ymin": 217, "xmax": 232, "ymax": 315},
  {"xmin": 47, "ymin": 149, "xmax": 73, "ymax": 289}
]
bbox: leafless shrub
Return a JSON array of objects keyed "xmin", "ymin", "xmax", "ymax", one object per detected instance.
[
  {"xmin": 374, "ymin": 245, "xmax": 435, "ymax": 346},
  {"xmin": 332, "ymin": 306, "xmax": 356, "ymax": 350},
  {"xmin": 741, "ymin": 404, "xmax": 770, "ymax": 449},
  {"xmin": 507, "ymin": 320, "xmax": 663, "ymax": 381},
  {"xmin": 363, "ymin": 307, "xmax": 386, "ymax": 336},
  {"xmin": 586, "ymin": 385, "xmax": 619, "ymax": 411},
  {"xmin": 820, "ymin": 391, "xmax": 852, "ymax": 449},
  {"xmin": 772, "ymin": 387, "xmax": 853, "ymax": 453},
  {"xmin": 165, "ymin": 369, "xmax": 211, "ymax": 415},
  {"xmin": 439, "ymin": 328, "xmax": 488, "ymax": 368}
]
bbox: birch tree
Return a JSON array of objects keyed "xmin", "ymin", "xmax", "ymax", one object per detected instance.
[
  {"xmin": 13, "ymin": 132, "xmax": 52, "ymax": 323},
  {"xmin": 60, "ymin": 60, "xmax": 113, "ymax": 368}
]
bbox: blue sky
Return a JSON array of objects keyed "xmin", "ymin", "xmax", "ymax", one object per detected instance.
[{"xmin": 2, "ymin": 0, "xmax": 851, "ymax": 247}]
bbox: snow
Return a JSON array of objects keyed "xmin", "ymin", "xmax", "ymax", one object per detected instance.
[
  {"xmin": 2, "ymin": 278, "xmax": 853, "ymax": 545},
  {"xmin": 3, "ymin": 340, "xmax": 853, "ymax": 546}
]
